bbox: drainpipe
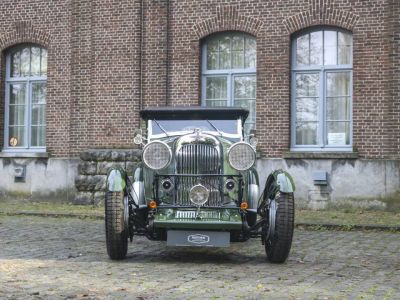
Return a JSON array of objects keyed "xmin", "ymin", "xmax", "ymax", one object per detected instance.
[
  {"xmin": 139, "ymin": 0, "xmax": 144, "ymax": 126},
  {"xmin": 165, "ymin": 0, "xmax": 170, "ymax": 106}
]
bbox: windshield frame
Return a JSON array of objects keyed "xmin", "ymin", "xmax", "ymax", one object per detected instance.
[{"xmin": 148, "ymin": 118, "xmax": 243, "ymax": 140}]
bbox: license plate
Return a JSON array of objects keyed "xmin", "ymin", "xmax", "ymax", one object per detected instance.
[{"xmin": 167, "ymin": 230, "xmax": 230, "ymax": 247}]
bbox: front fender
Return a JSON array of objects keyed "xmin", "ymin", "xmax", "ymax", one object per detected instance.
[
  {"xmin": 106, "ymin": 167, "xmax": 126, "ymax": 192},
  {"xmin": 247, "ymin": 168, "xmax": 259, "ymax": 210},
  {"xmin": 264, "ymin": 169, "xmax": 295, "ymax": 200},
  {"xmin": 275, "ymin": 170, "xmax": 295, "ymax": 193},
  {"xmin": 132, "ymin": 166, "xmax": 145, "ymax": 206}
]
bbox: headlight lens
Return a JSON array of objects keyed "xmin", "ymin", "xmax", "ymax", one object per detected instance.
[
  {"xmin": 142, "ymin": 141, "xmax": 172, "ymax": 170},
  {"xmin": 228, "ymin": 142, "xmax": 256, "ymax": 171},
  {"xmin": 189, "ymin": 184, "xmax": 209, "ymax": 206}
]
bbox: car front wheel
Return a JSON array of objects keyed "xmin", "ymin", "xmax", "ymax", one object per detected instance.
[
  {"xmin": 265, "ymin": 192, "xmax": 294, "ymax": 263},
  {"xmin": 105, "ymin": 191, "xmax": 128, "ymax": 260}
]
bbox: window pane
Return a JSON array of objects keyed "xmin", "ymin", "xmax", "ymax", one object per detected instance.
[
  {"xmin": 244, "ymin": 37, "xmax": 256, "ymax": 68},
  {"xmin": 327, "ymin": 72, "xmax": 350, "ymax": 96},
  {"xmin": 41, "ymin": 49, "xmax": 48, "ymax": 76},
  {"xmin": 31, "ymin": 47, "xmax": 41, "ymax": 76},
  {"xmin": 9, "ymin": 105, "xmax": 25, "ymax": 126},
  {"xmin": 10, "ymin": 84, "xmax": 26, "ymax": 105},
  {"xmin": 232, "ymin": 35, "xmax": 244, "ymax": 51},
  {"xmin": 324, "ymin": 31, "xmax": 337, "ymax": 65},
  {"xmin": 207, "ymin": 51, "xmax": 218, "ymax": 70},
  {"xmin": 296, "ymin": 97, "xmax": 318, "ymax": 122},
  {"xmin": 32, "ymin": 83, "xmax": 47, "ymax": 104},
  {"xmin": 234, "ymin": 76, "xmax": 256, "ymax": 99},
  {"xmin": 219, "ymin": 36, "xmax": 231, "ymax": 69},
  {"xmin": 327, "ymin": 122, "xmax": 350, "ymax": 145},
  {"xmin": 205, "ymin": 100, "xmax": 227, "ymax": 107},
  {"xmin": 31, "ymin": 126, "xmax": 46, "ymax": 147},
  {"xmin": 207, "ymin": 39, "xmax": 219, "ymax": 70},
  {"xmin": 296, "ymin": 34, "xmax": 309, "ymax": 66},
  {"xmin": 338, "ymin": 31, "xmax": 352, "ymax": 65},
  {"xmin": 310, "ymin": 31, "xmax": 322, "ymax": 65},
  {"xmin": 296, "ymin": 73, "xmax": 319, "ymax": 97},
  {"xmin": 20, "ymin": 47, "xmax": 30, "ymax": 76},
  {"xmin": 327, "ymin": 97, "xmax": 350, "ymax": 121},
  {"xmin": 234, "ymin": 76, "xmax": 256, "ymax": 134},
  {"xmin": 296, "ymin": 122, "xmax": 318, "ymax": 145},
  {"xmin": 8, "ymin": 126, "xmax": 25, "ymax": 147},
  {"xmin": 32, "ymin": 104, "xmax": 46, "ymax": 125},
  {"xmin": 11, "ymin": 51, "xmax": 21, "ymax": 77},
  {"xmin": 207, "ymin": 38, "xmax": 218, "ymax": 52},
  {"xmin": 206, "ymin": 77, "xmax": 227, "ymax": 100},
  {"xmin": 232, "ymin": 51, "xmax": 244, "ymax": 69}
]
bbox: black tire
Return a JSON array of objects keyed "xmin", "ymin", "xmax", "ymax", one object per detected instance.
[
  {"xmin": 265, "ymin": 192, "xmax": 294, "ymax": 263},
  {"xmin": 105, "ymin": 191, "xmax": 128, "ymax": 260}
]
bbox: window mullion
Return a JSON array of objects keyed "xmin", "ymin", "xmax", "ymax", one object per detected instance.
[
  {"xmin": 228, "ymin": 73, "xmax": 232, "ymax": 107},
  {"xmin": 25, "ymin": 81, "xmax": 29, "ymax": 148}
]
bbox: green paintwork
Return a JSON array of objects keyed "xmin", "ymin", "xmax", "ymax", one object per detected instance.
[
  {"xmin": 142, "ymin": 129, "xmax": 243, "ymax": 204},
  {"xmin": 106, "ymin": 167, "xmax": 126, "ymax": 192},
  {"xmin": 274, "ymin": 169, "xmax": 295, "ymax": 193},
  {"xmin": 154, "ymin": 207, "xmax": 243, "ymax": 230}
]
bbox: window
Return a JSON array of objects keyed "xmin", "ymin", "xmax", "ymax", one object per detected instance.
[
  {"xmin": 291, "ymin": 28, "xmax": 352, "ymax": 151},
  {"xmin": 4, "ymin": 45, "xmax": 47, "ymax": 151},
  {"xmin": 202, "ymin": 32, "xmax": 256, "ymax": 135}
]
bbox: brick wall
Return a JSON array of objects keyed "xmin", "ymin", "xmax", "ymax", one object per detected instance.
[
  {"xmin": 0, "ymin": 1, "xmax": 70, "ymax": 156},
  {"xmin": 0, "ymin": 0, "xmax": 398, "ymax": 159}
]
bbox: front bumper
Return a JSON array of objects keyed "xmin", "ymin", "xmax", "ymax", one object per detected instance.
[{"xmin": 153, "ymin": 207, "xmax": 243, "ymax": 230}]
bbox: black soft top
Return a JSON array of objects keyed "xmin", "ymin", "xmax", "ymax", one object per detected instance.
[{"xmin": 140, "ymin": 106, "xmax": 249, "ymax": 121}]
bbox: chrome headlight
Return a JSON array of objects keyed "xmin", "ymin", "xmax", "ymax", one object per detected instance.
[
  {"xmin": 142, "ymin": 141, "xmax": 172, "ymax": 170},
  {"xmin": 189, "ymin": 184, "xmax": 209, "ymax": 206},
  {"xmin": 228, "ymin": 142, "xmax": 256, "ymax": 171}
]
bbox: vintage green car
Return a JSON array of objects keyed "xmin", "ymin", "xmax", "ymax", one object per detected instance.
[{"xmin": 105, "ymin": 107, "xmax": 295, "ymax": 263}]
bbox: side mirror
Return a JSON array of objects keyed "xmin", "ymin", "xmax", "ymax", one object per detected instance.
[
  {"xmin": 134, "ymin": 134, "xmax": 143, "ymax": 145},
  {"xmin": 133, "ymin": 129, "xmax": 145, "ymax": 145},
  {"xmin": 249, "ymin": 129, "xmax": 257, "ymax": 148}
]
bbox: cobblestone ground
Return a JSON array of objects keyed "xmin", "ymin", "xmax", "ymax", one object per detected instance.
[{"xmin": 0, "ymin": 216, "xmax": 399, "ymax": 300}]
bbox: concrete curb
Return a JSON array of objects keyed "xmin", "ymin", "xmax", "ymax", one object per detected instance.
[
  {"xmin": 1, "ymin": 211, "xmax": 399, "ymax": 232},
  {"xmin": 0, "ymin": 211, "xmax": 104, "ymax": 220},
  {"xmin": 295, "ymin": 222, "xmax": 400, "ymax": 232}
]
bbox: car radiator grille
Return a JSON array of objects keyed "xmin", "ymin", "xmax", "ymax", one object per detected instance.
[{"xmin": 176, "ymin": 143, "xmax": 222, "ymax": 206}]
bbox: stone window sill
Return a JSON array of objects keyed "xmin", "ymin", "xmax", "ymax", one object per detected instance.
[
  {"xmin": 0, "ymin": 151, "xmax": 49, "ymax": 158},
  {"xmin": 283, "ymin": 151, "xmax": 359, "ymax": 159}
]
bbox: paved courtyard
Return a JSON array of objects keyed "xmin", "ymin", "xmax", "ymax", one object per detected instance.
[{"xmin": 0, "ymin": 215, "xmax": 399, "ymax": 300}]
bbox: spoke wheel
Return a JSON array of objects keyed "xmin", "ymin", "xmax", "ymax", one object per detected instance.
[
  {"xmin": 265, "ymin": 192, "xmax": 294, "ymax": 263},
  {"xmin": 105, "ymin": 191, "xmax": 128, "ymax": 260}
]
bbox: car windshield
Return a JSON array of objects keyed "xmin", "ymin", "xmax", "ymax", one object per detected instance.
[{"xmin": 150, "ymin": 119, "xmax": 239, "ymax": 136}]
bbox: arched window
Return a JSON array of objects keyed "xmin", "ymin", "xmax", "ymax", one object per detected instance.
[
  {"xmin": 201, "ymin": 32, "xmax": 256, "ymax": 134},
  {"xmin": 291, "ymin": 28, "xmax": 352, "ymax": 150},
  {"xmin": 4, "ymin": 44, "xmax": 47, "ymax": 150}
]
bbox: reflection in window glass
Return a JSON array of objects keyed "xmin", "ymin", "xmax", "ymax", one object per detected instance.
[
  {"xmin": 6, "ymin": 45, "xmax": 47, "ymax": 149},
  {"xmin": 296, "ymin": 34, "xmax": 309, "ymax": 66},
  {"xmin": 292, "ymin": 29, "xmax": 352, "ymax": 149},
  {"xmin": 310, "ymin": 31, "xmax": 322, "ymax": 65},
  {"xmin": 203, "ymin": 33, "xmax": 256, "ymax": 134},
  {"xmin": 338, "ymin": 31, "xmax": 352, "ymax": 65},
  {"xmin": 20, "ymin": 47, "xmax": 30, "ymax": 77}
]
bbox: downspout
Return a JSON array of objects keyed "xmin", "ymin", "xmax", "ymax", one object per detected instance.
[
  {"xmin": 165, "ymin": 0, "xmax": 170, "ymax": 106},
  {"xmin": 139, "ymin": 0, "xmax": 144, "ymax": 126}
]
